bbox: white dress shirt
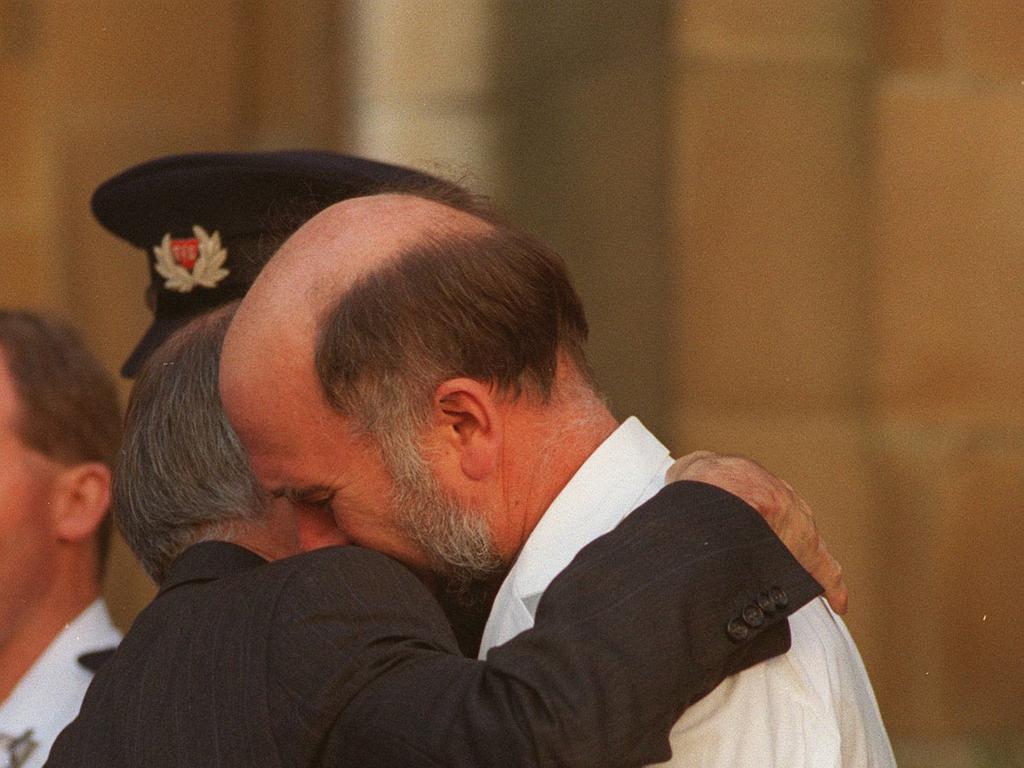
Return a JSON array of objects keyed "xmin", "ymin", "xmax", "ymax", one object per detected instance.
[
  {"xmin": 480, "ymin": 417, "xmax": 895, "ymax": 767},
  {"xmin": 0, "ymin": 599, "xmax": 121, "ymax": 768}
]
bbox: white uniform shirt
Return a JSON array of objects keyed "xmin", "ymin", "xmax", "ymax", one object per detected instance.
[
  {"xmin": 0, "ymin": 599, "xmax": 121, "ymax": 768},
  {"xmin": 480, "ymin": 417, "xmax": 896, "ymax": 767}
]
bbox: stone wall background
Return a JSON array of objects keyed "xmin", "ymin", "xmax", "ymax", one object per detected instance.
[{"xmin": 2, "ymin": 1, "xmax": 1021, "ymax": 763}]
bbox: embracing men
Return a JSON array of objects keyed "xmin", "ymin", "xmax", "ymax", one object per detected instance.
[
  {"xmin": 217, "ymin": 189, "xmax": 893, "ymax": 765},
  {"xmin": 50, "ymin": 155, "xmax": 890, "ymax": 766}
]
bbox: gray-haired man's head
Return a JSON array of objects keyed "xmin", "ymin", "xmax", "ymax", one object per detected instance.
[{"xmin": 114, "ymin": 305, "xmax": 265, "ymax": 582}]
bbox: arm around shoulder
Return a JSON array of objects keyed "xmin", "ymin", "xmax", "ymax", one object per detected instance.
[{"xmin": 317, "ymin": 483, "xmax": 822, "ymax": 767}]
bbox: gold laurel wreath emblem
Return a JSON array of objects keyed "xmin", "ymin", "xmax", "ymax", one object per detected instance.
[{"xmin": 152, "ymin": 225, "xmax": 230, "ymax": 293}]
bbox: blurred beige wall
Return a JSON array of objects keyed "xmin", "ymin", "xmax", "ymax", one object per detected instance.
[
  {"xmin": 2, "ymin": 1, "xmax": 1021, "ymax": 764},
  {"xmin": 669, "ymin": 4, "xmax": 1023, "ymax": 765}
]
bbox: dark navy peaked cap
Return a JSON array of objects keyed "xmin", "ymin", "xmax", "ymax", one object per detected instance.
[{"xmin": 92, "ymin": 150, "xmax": 445, "ymax": 377}]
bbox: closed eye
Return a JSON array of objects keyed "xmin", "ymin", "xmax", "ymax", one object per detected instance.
[
  {"xmin": 272, "ymin": 486, "xmax": 336, "ymax": 510},
  {"xmin": 303, "ymin": 494, "xmax": 335, "ymax": 510}
]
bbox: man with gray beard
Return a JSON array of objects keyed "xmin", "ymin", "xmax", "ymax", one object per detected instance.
[{"xmin": 218, "ymin": 192, "xmax": 886, "ymax": 765}]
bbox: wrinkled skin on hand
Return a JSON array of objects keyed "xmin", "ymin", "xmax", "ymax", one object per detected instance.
[{"xmin": 666, "ymin": 451, "xmax": 848, "ymax": 615}]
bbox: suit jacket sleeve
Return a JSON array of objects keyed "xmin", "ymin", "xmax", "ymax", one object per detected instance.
[{"xmin": 273, "ymin": 481, "xmax": 822, "ymax": 768}]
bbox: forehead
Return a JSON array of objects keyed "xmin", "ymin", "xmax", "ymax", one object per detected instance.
[{"xmin": 224, "ymin": 341, "xmax": 350, "ymax": 472}]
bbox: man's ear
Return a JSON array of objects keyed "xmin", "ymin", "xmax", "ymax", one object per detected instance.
[
  {"xmin": 50, "ymin": 462, "xmax": 112, "ymax": 543},
  {"xmin": 430, "ymin": 378, "xmax": 502, "ymax": 482}
]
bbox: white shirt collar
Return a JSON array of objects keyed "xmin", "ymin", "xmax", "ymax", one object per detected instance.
[
  {"xmin": 479, "ymin": 418, "xmax": 673, "ymax": 655},
  {"xmin": 0, "ymin": 599, "xmax": 121, "ymax": 767},
  {"xmin": 508, "ymin": 417, "xmax": 672, "ymax": 598}
]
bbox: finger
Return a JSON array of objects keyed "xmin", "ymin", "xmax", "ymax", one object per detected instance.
[
  {"xmin": 771, "ymin": 493, "xmax": 835, "ymax": 603},
  {"xmin": 664, "ymin": 451, "xmax": 717, "ymax": 484},
  {"xmin": 802, "ymin": 498, "xmax": 848, "ymax": 614},
  {"xmin": 795, "ymin": 506, "xmax": 848, "ymax": 615}
]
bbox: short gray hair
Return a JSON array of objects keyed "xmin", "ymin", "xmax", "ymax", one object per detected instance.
[{"xmin": 113, "ymin": 305, "xmax": 264, "ymax": 583}]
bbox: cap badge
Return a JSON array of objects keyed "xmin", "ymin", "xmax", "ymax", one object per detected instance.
[{"xmin": 153, "ymin": 225, "xmax": 230, "ymax": 293}]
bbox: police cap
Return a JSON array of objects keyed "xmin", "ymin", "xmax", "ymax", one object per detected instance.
[{"xmin": 92, "ymin": 150, "xmax": 444, "ymax": 377}]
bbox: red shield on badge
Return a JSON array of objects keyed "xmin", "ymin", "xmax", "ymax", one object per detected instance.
[{"xmin": 170, "ymin": 238, "xmax": 199, "ymax": 270}]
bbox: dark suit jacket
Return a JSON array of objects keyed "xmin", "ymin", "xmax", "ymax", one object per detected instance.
[{"xmin": 46, "ymin": 481, "xmax": 820, "ymax": 768}]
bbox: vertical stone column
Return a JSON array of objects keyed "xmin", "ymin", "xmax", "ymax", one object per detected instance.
[
  {"xmin": 347, "ymin": 0, "xmax": 501, "ymax": 194},
  {"xmin": 668, "ymin": 0, "xmax": 885, "ymax": 701},
  {"xmin": 873, "ymin": 0, "xmax": 1024, "ymax": 748},
  {"xmin": 671, "ymin": 0, "xmax": 1024, "ymax": 756},
  {"xmin": 236, "ymin": 0, "xmax": 344, "ymax": 148},
  {"xmin": 489, "ymin": 3, "xmax": 676, "ymax": 438}
]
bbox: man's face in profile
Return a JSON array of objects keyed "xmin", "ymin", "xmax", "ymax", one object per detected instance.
[
  {"xmin": 227, "ymin": 369, "xmax": 433, "ymax": 571},
  {"xmin": 0, "ymin": 352, "xmax": 63, "ymax": 650},
  {"xmin": 220, "ymin": 192, "xmax": 507, "ymax": 580}
]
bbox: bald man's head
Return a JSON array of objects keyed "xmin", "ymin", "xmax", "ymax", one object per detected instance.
[
  {"xmin": 222, "ymin": 189, "xmax": 589, "ymax": 426},
  {"xmin": 219, "ymin": 191, "xmax": 594, "ymax": 576},
  {"xmin": 224, "ymin": 194, "xmax": 492, "ymax": 374}
]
